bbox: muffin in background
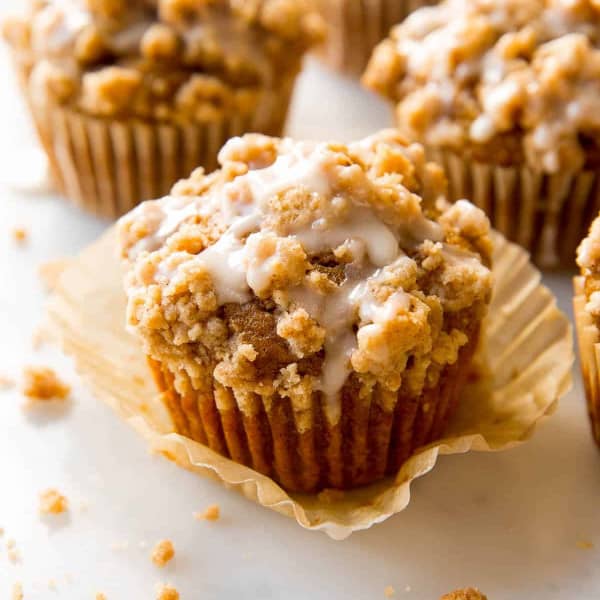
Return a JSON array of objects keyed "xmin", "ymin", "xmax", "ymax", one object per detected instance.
[
  {"xmin": 364, "ymin": 0, "xmax": 600, "ymax": 267},
  {"xmin": 316, "ymin": 0, "xmax": 435, "ymax": 76},
  {"xmin": 2, "ymin": 0, "xmax": 323, "ymax": 218},
  {"xmin": 118, "ymin": 129, "xmax": 493, "ymax": 493},
  {"xmin": 575, "ymin": 215, "xmax": 600, "ymax": 447}
]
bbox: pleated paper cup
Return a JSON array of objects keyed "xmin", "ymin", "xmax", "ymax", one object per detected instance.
[
  {"xmin": 44, "ymin": 228, "xmax": 573, "ymax": 539},
  {"xmin": 573, "ymin": 277, "xmax": 600, "ymax": 446},
  {"xmin": 316, "ymin": 0, "xmax": 435, "ymax": 76},
  {"xmin": 428, "ymin": 147, "xmax": 600, "ymax": 269},
  {"xmin": 16, "ymin": 62, "xmax": 296, "ymax": 219}
]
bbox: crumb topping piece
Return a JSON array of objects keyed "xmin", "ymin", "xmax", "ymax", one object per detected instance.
[
  {"xmin": 119, "ymin": 131, "xmax": 492, "ymax": 424},
  {"xmin": 22, "ymin": 366, "xmax": 71, "ymax": 402},
  {"xmin": 96, "ymin": 594, "xmax": 107, "ymax": 600},
  {"xmin": 11, "ymin": 227, "xmax": 28, "ymax": 244},
  {"xmin": 4, "ymin": 0, "xmax": 324, "ymax": 122},
  {"xmin": 440, "ymin": 589, "xmax": 488, "ymax": 600},
  {"xmin": 384, "ymin": 585, "xmax": 395, "ymax": 597},
  {"xmin": 156, "ymin": 583, "xmax": 179, "ymax": 600},
  {"xmin": 194, "ymin": 504, "xmax": 220, "ymax": 521},
  {"xmin": 364, "ymin": 0, "xmax": 600, "ymax": 173},
  {"xmin": 39, "ymin": 488, "xmax": 68, "ymax": 515},
  {"xmin": 151, "ymin": 539, "xmax": 175, "ymax": 567},
  {"xmin": 578, "ymin": 214, "xmax": 600, "ymax": 327}
]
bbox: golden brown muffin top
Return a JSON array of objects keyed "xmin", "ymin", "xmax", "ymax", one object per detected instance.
[
  {"xmin": 3, "ymin": 0, "xmax": 324, "ymax": 122},
  {"xmin": 119, "ymin": 131, "xmax": 492, "ymax": 423},
  {"xmin": 440, "ymin": 589, "xmax": 488, "ymax": 600},
  {"xmin": 577, "ymin": 212, "xmax": 600, "ymax": 327},
  {"xmin": 363, "ymin": 0, "xmax": 600, "ymax": 173}
]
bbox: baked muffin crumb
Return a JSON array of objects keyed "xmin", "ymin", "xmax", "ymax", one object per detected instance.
[
  {"xmin": 441, "ymin": 589, "xmax": 487, "ymax": 600},
  {"xmin": 384, "ymin": 585, "xmax": 395, "ymax": 597},
  {"xmin": 152, "ymin": 540, "xmax": 175, "ymax": 567},
  {"xmin": 95, "ymin": 594, "xmax": 107, "ymax": 600},
  {"xmin": 156, "ymin": 583, "xmax": 179, "ymax": 600},
  {"xmin": 194, "ymin": 504, "xmax": 220, "ymax": 521},
  {"xmin": 39, "ymin": 489, "xmax": 68, "ymax": 515},
  {"xmin": 11, "ymin": 227, "xmax": 27, "ymax": 244},
  {"xmin": 22, "ymin": 367, "xmax": 70, "ymax": 402},
  {"xmin": 12, "ymin": 582, "xmax": 23, "ymax": 600}
]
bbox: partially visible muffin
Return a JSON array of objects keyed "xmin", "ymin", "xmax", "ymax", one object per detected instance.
[
  {"xmin": 316, "ymin": 0, "xmax": 436, "ymax": 76},
  {"xmin": 119, "ymin": 130, "xmax": 493, "ymax": 493},
  {"xmin": 3, "ymin": 0, "xmax": 323, "ymax": 217},
  {"xmin": 440, "ymin": 589, "xmax": 487, "ymax": 600},
  {"xmin": 575, "ymin": 215, "xmax": 600, "ymax": 447},
  {"xmin": 364, "ymin": 0, "xmax": 600, "ymax": 266}
]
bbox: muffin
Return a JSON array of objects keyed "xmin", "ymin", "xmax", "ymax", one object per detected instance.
[
  {"xmin": 575, "ymin": 215, "xmax": 600, "ymax": 447},
  {"xmin": 364, "ymin": 0, "xmax": 600, "ymax": 267},
  {"xmin": 2, "ymin": 0, "xmax": 323, "ymax": 218},
  {"xmin": 118, "ymin": 130, "xmax": 493, "ymax": 493},
  {"xmin": 315, "ymin": 0, "xmax": 436, "ymax": 76}
]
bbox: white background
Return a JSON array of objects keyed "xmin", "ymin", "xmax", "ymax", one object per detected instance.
[{"xmin": 0, "ymin": 3, "xmax": 599, "ymax": 599}]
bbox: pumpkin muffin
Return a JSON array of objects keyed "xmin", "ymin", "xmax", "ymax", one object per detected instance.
[
  {"xmin": 575, "ymin": 214, "xmax": 600, "ymax": 447},
  {"xmin": 118, "ymin": 130, "xmax": 493, "ymax": 493},
  {"xmin": 316, "ymin": 0, "xmax": 436, "ymax": 76},
  {"xmin": 364, "ymin": 0, "xmax": 600, "ymax": 267},
  {"xmin": 2, "ymin": 0, "xmax": 323, "ymax": 217}
]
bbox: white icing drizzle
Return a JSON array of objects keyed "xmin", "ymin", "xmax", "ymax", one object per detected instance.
[{"xmin": 126, "ymin": 136, "xmax": 482, "ymax": 423}]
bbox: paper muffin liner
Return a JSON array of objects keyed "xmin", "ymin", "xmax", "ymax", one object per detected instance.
[
  {"xmin": 573, "ymin": 277, "xmax": 600, "ymax": 446},
  {"xmin": 147, "ymin": 330, "xmax": 478, "ymax": 494},
  {"xmin": 15, "ymin": 60, "xmax": 296, "ymax": 219},
  {"xmin": 316, "ymin": 0, "xmax": 434, "ymax": 76},
  {"xmin": 44, "ymin": 228, "xmax": 572, "ymax": 539},
  {"xmin": 428, "ymin": 147, "xmax": 600, "ymax": 269}
]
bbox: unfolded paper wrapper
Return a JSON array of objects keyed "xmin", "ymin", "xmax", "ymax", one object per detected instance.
[{"xmin": 45, "ymin": 228, "xmax": 573, "ymax": 540}]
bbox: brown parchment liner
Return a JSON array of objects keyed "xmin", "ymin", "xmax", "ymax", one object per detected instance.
[
  {"xmin": 44, "ymin": 228, "xmax": 573, "ymax": 539},
  {"xmin": 316, "ymin": 0, "xmax": 435, "ymax": 77},
  {"xmin": 573, "ymin": 277, "xmax": 600, "ymax": 446},
  {"xmin": 13, "ymin": 59, "xmax": 296, "ymax": 219},
  {"xmin": 428, "ymin": 147, "xmax": 600, "ymax": 269}
]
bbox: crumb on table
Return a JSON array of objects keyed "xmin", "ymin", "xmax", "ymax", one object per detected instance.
[
  {"xmin": 151, "ymin": 540, "xmax": 175, "ymax": 567},
  {"xmin": 441, "ymin": 589, "xmax": 488, "ymax": 600},
  {"xmin": 194, "ymin": 504, "xmax": 220, "ymax": 521},
  {"xmin": 156, "ymin": 583, "xmax": 179, "ymax": 600},
  {"xmin": 22, "ymin": 366, "xmax": 70, "ymax": 402},
  {"xmin": 12, "ymin": 582, "xmax": 23, "ymax": 600},
  {"xmin": 577, "ymin": 540, "xmax": 594, "ymax": 550},
  {"xmin": 96, "ymin": 593, "xmax": 107, "ymax": 600},
  {"xmin": 384, "ymin": 585, "xmax": 395, "ymax": 597},
  {"xmin": 11, "ymin": 227, "xmax": 27, "ymax": 244},
  {"xmin": 39, "ymin": 488, "xmax": 68, "ymax": 515}
]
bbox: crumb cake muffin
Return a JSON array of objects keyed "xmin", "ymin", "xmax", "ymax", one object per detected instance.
[
  {"xmin": 364, "ymin": 0, "xmax": 600, "ymax": 267},
  {"xmin": 3, "ymin": 0, "xmax": 323, "ymax": 218},
  {"xmin": 575, "ymin": 215, "xmax": 600, "ymax": 447},
  {"xmin": 316, "ymin": 0, "xmax": 436, "ymax": 76},
  {"xmin": 118, "ymin": 130, "xmax": 493, "ymax": 493}
]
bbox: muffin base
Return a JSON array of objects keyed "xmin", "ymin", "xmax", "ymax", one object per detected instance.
[
  {"xmin": 573, "ymin": 277, "xmax": 600, "ymax": 447},
  {"xmin": 16, "ymin": 65, "xmax": 296, "ymax": 218},
  {"xmin": 429, "ymin": 147, "xmax": 600, "ymax": 269},
  {"xmin": 317, "ymin": 0, "xmax": 434, "ymax": 76},
  {"xmin": 147, "ymin": 333, "xmax": 479, "ymax": 493}
]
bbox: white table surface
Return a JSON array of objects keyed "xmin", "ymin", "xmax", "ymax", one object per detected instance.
[{"xmin": 0, "ymin": 8, "xmax": 599, "ymax": 599}]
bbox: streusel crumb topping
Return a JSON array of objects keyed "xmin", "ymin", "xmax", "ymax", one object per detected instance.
[
  {"xmin": 151, "ymin": 539, "xmax": 175, "ymax": 567},
  {"xmin": 3, "ymin": 0, "xmax": 324, "ymax": 121},
  {"xmin": 156, "ymin": 583, "xmax": 179, "ymax": 600},
  {"xmin": 364, "ymin": 0, "xmax": 600, "ymax": 173},
  {"xmin": 39, "ymin": 488, "xmax": 69, "ymax": 515},
  {"xmin": 577, "ymin": 213, "xmax": 600, "ymax": 327},
  {"xmin": 22, "ymin": 366, "xmax": 71, "ymax": 402},
  {"xmin": 440, "ymin": 589, "xmax": 488, "ymax": 600},
  {"xmin": 119, "ymin": 131, "xmax": 492, "ymax": 423}
]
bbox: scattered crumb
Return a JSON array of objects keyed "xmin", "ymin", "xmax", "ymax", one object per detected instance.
[
  {"xmin": 12, "ymin": 582, "xmax": 23, "ymax": 600},
  {"xmin": 0, "ymin": 374, "xmax": 15, "ymax": 390},
  {"xmin": 577, "ymin": 540, "xmax": 594, "ymax": 550},
  {"xmin": 151, "ymin": 540, "xmax": 175, "ymax": 568},
  {"xmin": 22, "ymin": 366, "xmax": 70, "ymax": 402},
  {"xmin": 156, "ymin": 583, "xmax": 179, "ymax": 600},
  {"xmin": 95, "ymin": 593, "xmax": 107, "ymax": 600},
  {"xmin": 317, "ymin": 488, "xmax": 346, "ymax": 503},
  {"xmin": 194, "ymin": 504, "xmax": 220, "ymax": 521},
  {"xmin": 440, "ymin": 589, "xmax": 487, "ymax": 600},
  {"xmin": 38, "ymin": 259, "xmax": 69, "ymax": 291},
  {"xmin": 11, "ymin": 226, "xmax": 28, "ymax": 244},
  {"xmin": 384, "ymin": 585, "xmax": 395, "ymax": 597},
  {"xmin": 39, "ymin": 488, "xmax": 68, "ymax": 515}
]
